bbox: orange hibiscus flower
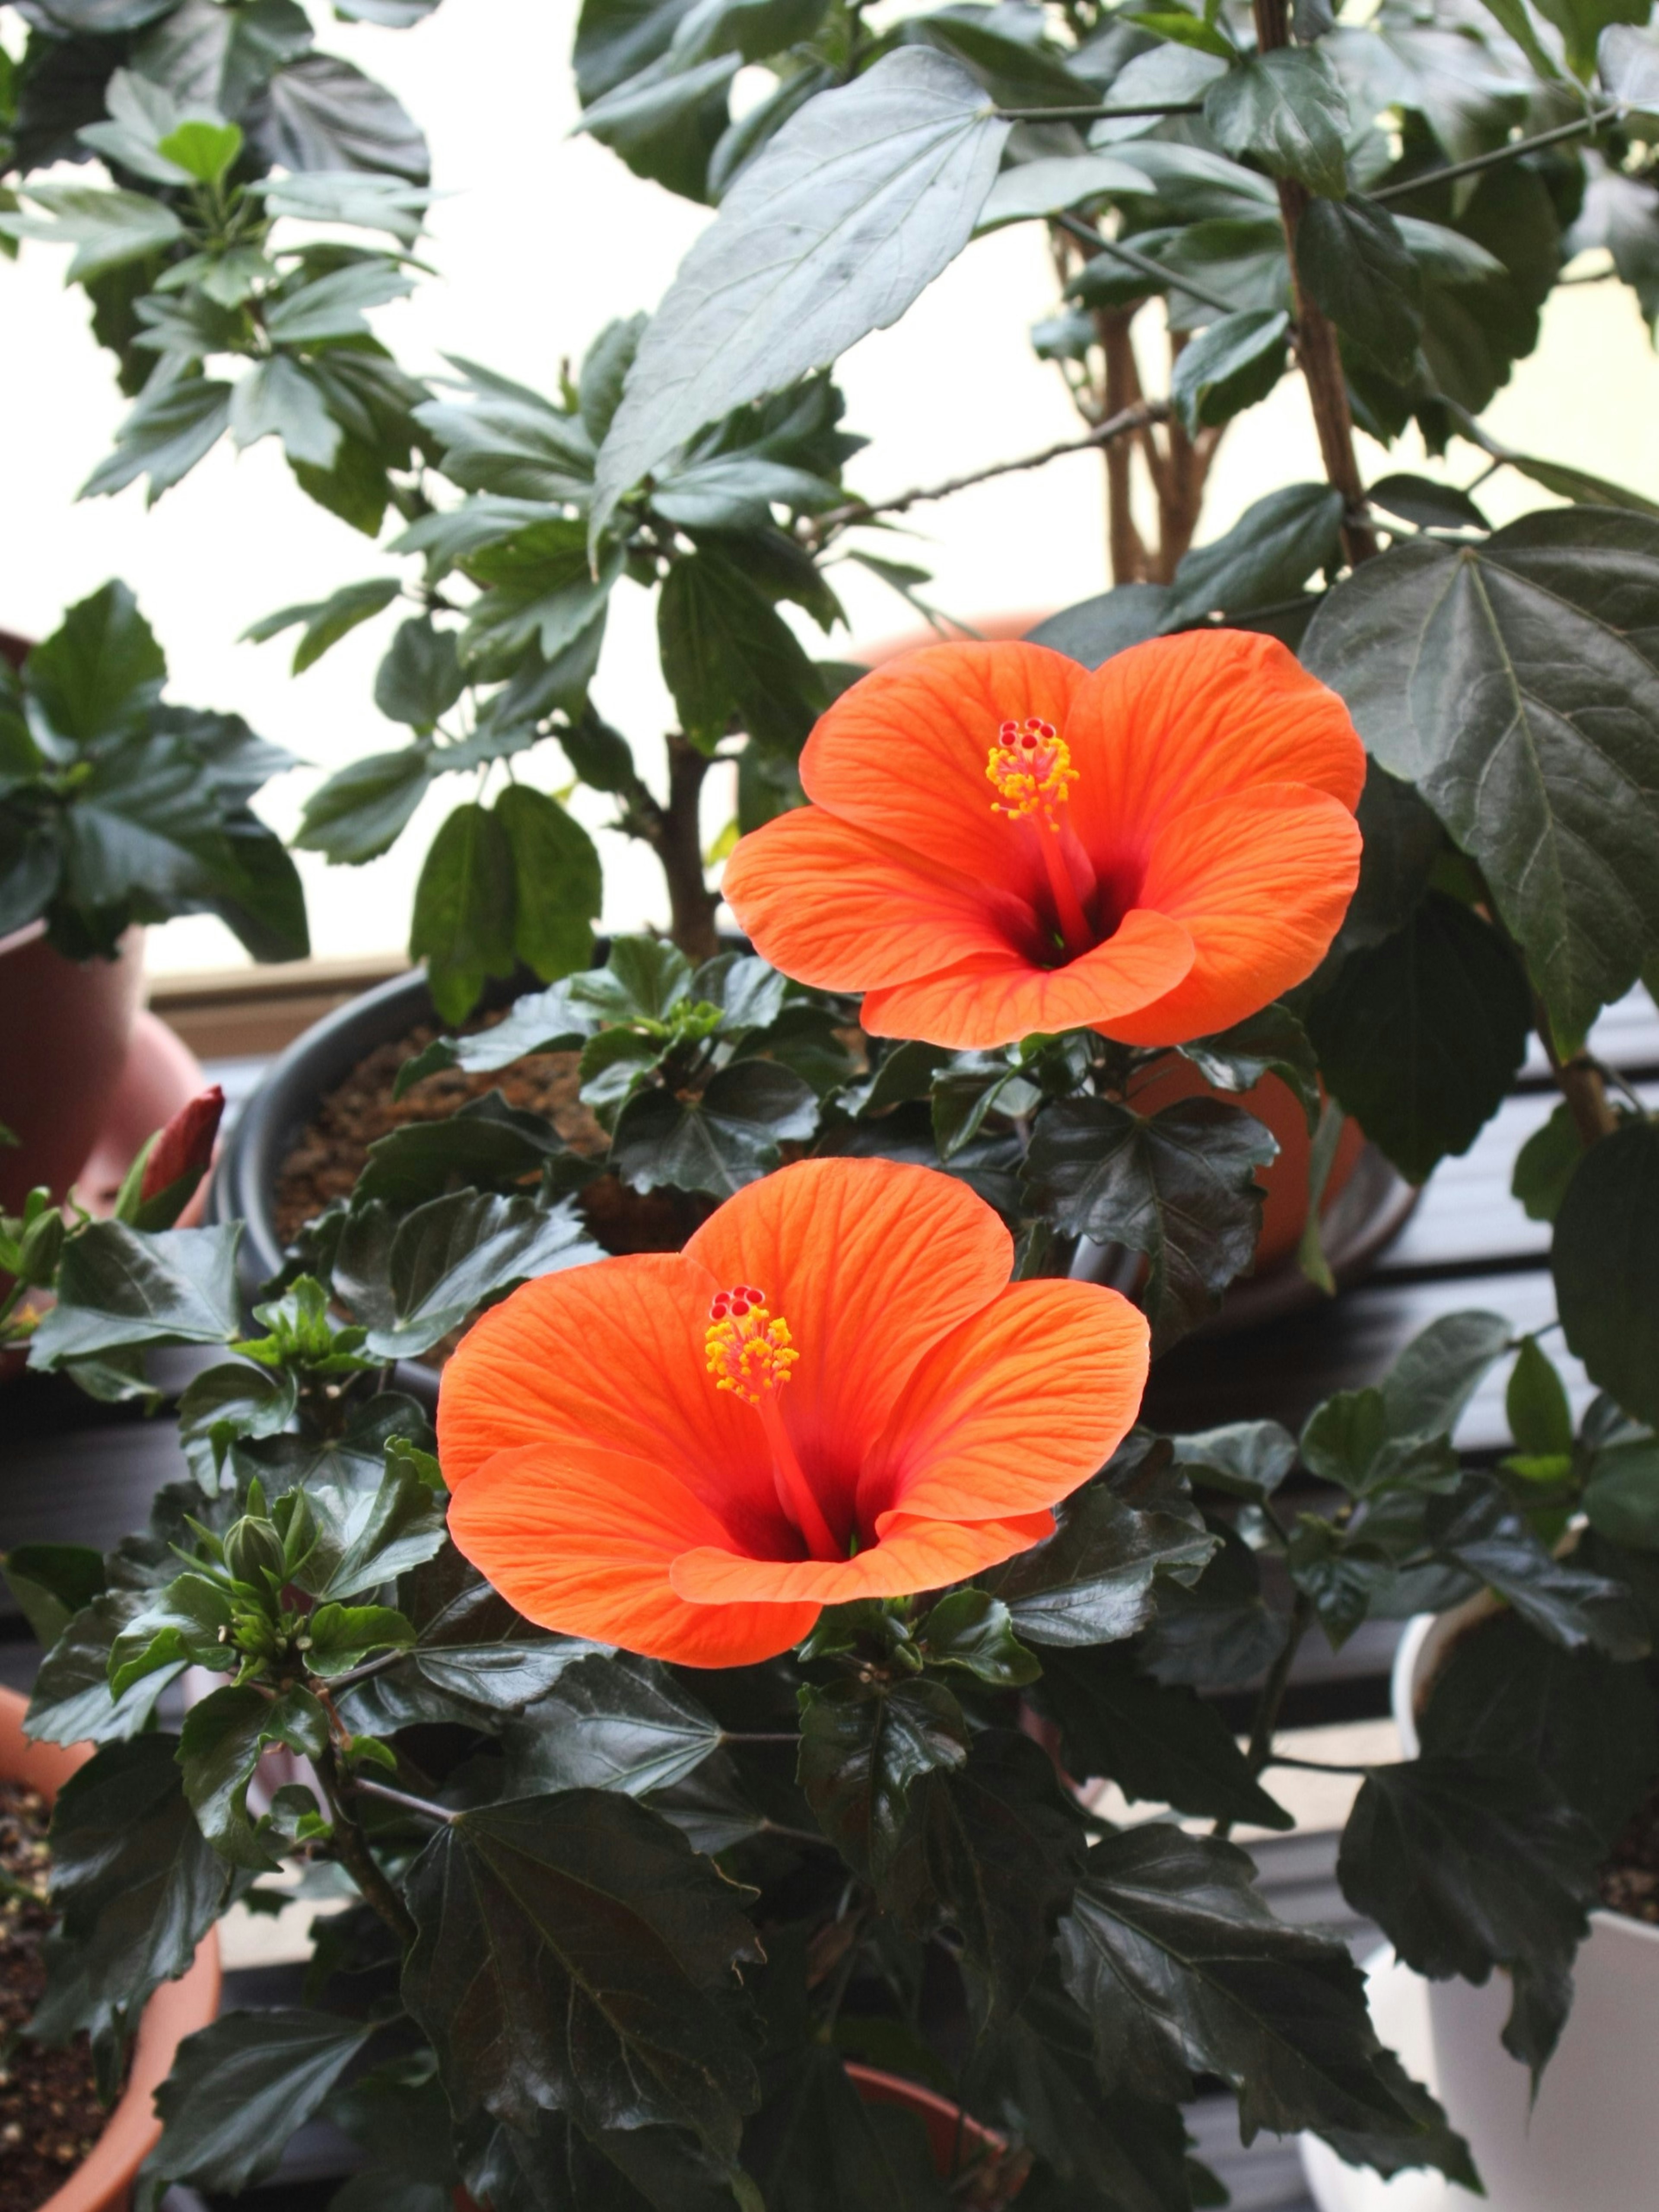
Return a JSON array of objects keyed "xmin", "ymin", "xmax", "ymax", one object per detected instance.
[
  {"xmin": 722, "ymin": 631, "xmax": 1365, "ymax": 1050},
  {"xmin": 439, "ymin": 1157, "xmax": 1148, "ymax": 1668}
]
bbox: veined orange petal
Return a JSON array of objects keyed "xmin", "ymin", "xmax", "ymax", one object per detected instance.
[
  {"xmin": 859, "ymin": 905, "xmax": 1194, "ymax": 1049},
  {"xmin": 669, "ymin": 1510, "xmax": 1056, "ymax": 1607},
  {"xmin": 448, "ymin": 1442, "xmax": 818, "ymax": 1667},
  {"xmin": 723, "ymin": 805, "xmax": 1032, "ymax": 993},
  {"xmin": 1100, "ymin": 783, "xmax": 1363, "ymax": 1047},
  {"xmin": 800, "ymin": 640, "xmax": 1089, "ymax": 882},
  {"xmin": 684, "ymin": 1159, "xmax": 1012, "ymax": 1528},
  {"xmin": 860, "ymin": 1278, "xmax": 1148, "ymax": 1532},
  {"xmin": 435, "ymin": 1251, "xmax": 793, "ymax": 1558},
  {"xmin": 1065, "ymin": 630, "xmax": 1366, "ymax": 862}
]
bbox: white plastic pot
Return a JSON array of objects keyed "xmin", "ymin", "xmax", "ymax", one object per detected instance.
[{"xmin": 1389, "ymin": 1602, "xmax": 1659, "ymax": 2212}]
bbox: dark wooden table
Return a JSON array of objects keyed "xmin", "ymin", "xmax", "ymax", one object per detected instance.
[{"xmin": 7, "ymin": 993, "xmax": 1658, "ymax": 2212}]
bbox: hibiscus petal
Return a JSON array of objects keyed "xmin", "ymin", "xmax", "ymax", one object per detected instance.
[
  {"xmin": 670, "ymin": 1510, "xmax": 1056, "ymax": 1607},
  {"xmin": 723, "ymin": 804, "xmax": 1030, "ymax": 992},
  {"xmin": 1101, "ymin": 782, "xmax": 1363, "ymax": 1047},
  {"xmin": 448, "ymin": 1443, "xmax": 818, "ymax": 1667},
  {"xmin": 859, "ymin": 906, "xmax": 1194, "ymax": 1049},
  {"xmin": 1065, "ymin": 630, "xmax": 1366, "ymax": 862},
  {"xmin": 861, "ymin": 1278, "xmax": 1148, "ymax": 1531},
  {"xmin": 800, "ymin": 640, "xmax": 1089, "ymax": 887},
  {"xmin": 683, "ymin": 1158, "xmax": 1012, "ymax": 1526},
  {"xmin": 436, "ymin": 1251, "xmax": 791, "ymax": 1556}
]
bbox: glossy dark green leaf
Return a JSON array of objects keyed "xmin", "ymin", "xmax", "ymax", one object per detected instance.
[
  {"xmin": 1507, "ymin": 1334, "xmax": 1574, "ymax": 1460},
  {"xmin": 1306, "ymin": 893, "xmax": 1529, "ymax": 1184},
  {"xmin": 255, "ymin": 53, "xmax": 429, "ymax": 181},
  {"xmin": 1204, "ymin": 49, "xmax": 1349, "ymax": 195},
  {"xmin": 1023, "ymin": 1096, "xmax": 1275, "ymax": 1351},
  {"xmin": 1037, "ymin": 1642, "xmax": 1292, "ymax": 1829},
  {"xmin": 1554, "ymin": 1116, "xmax": 1659, "ymax": 1427},
  {"xmin": 340, "ymin": 1580, "xmax": 594, "ymax": 1731},
  {"xmin": 745, "ymin": 2043, "xmax": 950, "ymax": 2212},
  {"xmin": 1366, "ymin": 474, "xmax": 1489, "ymax": 533},
  {"xmin": 26, "ymin": 1591, "xmax": 184, "ymax": 1747},
  {"xmin": 0, "ymin": 181, "xmax": 184, "ymax": 283},
  {"xmin": 1059, "ymin": 1827, "xmax": 1449, "ymax": 2154},
  {"xmin": 1299, "ymin": 1389, "xmax": 1458, "ymax": 1498},
  {"xmin": 892, "ymin": 1731, "xmax": 1088, "ymax": 2025},
  {"xmin": 593, "ymin": 51, "xmax": 1008, "ymax": 537},
  {"xmin": 149, "ymin": 2010, "xmax": 380, "ymax": 2193},
  {"xmin": 1169, "ymin": 306, "xmax": 1290, "ymax": 434},
  {"xmin": 24, "ymin": 579, "xmax": 165, "ymax": 743},
  {"xmin": 1140, "ymin": 1517, "xmax": 1289, "ymax": 1691},
  {"xmin": 611, "ymin": 1059, "xmax": 818, "ymax": 1196},
  {"xmin": 402, "ymin": 1790, "xmax": 760, "ymax": 2146},
  {"xmin": 29, "ymin": 1222, "xmax": 241, "ymax": 1366},
  {"xmin": 494, "ymin": 784, "xmax": 603, "ymax": 982},
  {"xmin": 178, "ymin": 1681, "xmax": 330, "ymax": 1867},
  {"xmin": 1427, "ymin": 1477, "xmax": 1649, "ymax": 1657},
  {"xmin": 295, "ymin": 746, "xmax": 434, "ymax": 865},
  {"xmin": 1166, "ymin": 1421, "xmax": 1297, "ymax": 1502},
  {"xmin": 296, "ymin": 1454, "xmax": 448, "ymax": 1601},
  {"xmin": 1166, "ymin": 482, "xmax": 1343, "ymax": 626},
  {"xmin": 1179, "ymin": 1002, "xmax": 1320, "ymax": 1133},
  {"xmin": 982, "ymin": 1464, "xmax": 1216, "ymax": 1648},
  {"xmin": 1583, "ymin": 1435, "xmax": 1659, "ymax": 1549},
  {"xmin": 410, "ymin": 800, "xmax": 517, "ymax": 1024},
  {"xmin": 339, "ymin": 1190, "xmax": 599, "ymax": 1360},
  {"xmin": 306, "ymin": 1601, "xmax": 415, "ymax": 1675},
  {"xmin": 916, "ymin": 1589, "xmax": 1040, "ymax": 1687},
  {"xmin": 1302, "ymin": 510, "xmax": 1659, "ymax": 1044},
  {"xmin": 1511, "ymin": 1099, "xmax": 1585, "ymax": 1225},
  {"xmin": 416, "ymin": 361, "xmax": 595, "ymax": 503},
  {"xmin": 373, "ymin": 616, "xmax": 464, "ymax": 729},
  {"xmin": 38, "ymin": 1734, "xmax": 226, "ymax": 2053},
  {"xmin": 1297, "ymin": 194, "xmax": 1422, "ymax": 374},
  {"xmin": 1023, "ymin": 584, "xmax": 1174, "ymax": 667},
  {"xmin": 1383, "ymin": 1309, "xmax": 1515, "ymax": 1439},
  {"xmin": 1338, "ymin": 1755, "xmax": 1602, "ymax": 2075},
  {"xmin": 797, "ymin": 1674, "xmax": 969, "ymax": 1880},
  {"xmin": 505, "ymin": 1653, "xmax": 724, "ymax": 1797},
  {"xmin": 353, "ymin": 1090, "xmax": 566, "ymax": 1208}
]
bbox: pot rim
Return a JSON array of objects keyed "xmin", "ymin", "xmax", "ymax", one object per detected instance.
[
  {"xmin": 0, "ymin": 1687, "xmax": 223, "ymax": 2212},
  {"xmin": 1392, "ymin": 1606, "xmax": 1659, "ymax": 1952},
  {"xmin": 0, "ymin": 919, "xmax": 48, "ymax": 961}
]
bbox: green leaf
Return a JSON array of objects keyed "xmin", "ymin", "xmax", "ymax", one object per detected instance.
[
  {"xmin": 82, "ymin": 375, "xmax": 234, "ymax": 505},
  {"xmin": 375, "ymin": 616, "xmax": 464, "ymax": 728},
  {"xmin": 1583, "ymin": 1434, "xmax": 1659, "ymax": 1549},
  {"xmin": 410, "ymin": 800, "xmax": 517, "ymax": 1024},
  {"xmin": 29, "ymin": 1222, "xmax": 241, "ymax": 1367},
  {"xmin": 1296, "ymin": 194, "xmax": 1422, "ymax": 376},
  {"xmin": 1166, "ymin": 482, "xmax": 1344, "ymax": 626},
  {"xmin": 338, "ymin": 1190, "xmax": 599, "ymax": 1361},
  {"xmin": 1512, "ymin": 1099, "xmax": 1586, "ymax": 1225},
  {"xmin": 343, "ymin": 1581, "xmax": 594, "ymax": 1729},
  {"xmin": 505, "ymin": 1653, "xmax": 724, "ymax": 1796},
  {"xmin": 257, "ymin": 169, "xmax": 435, "ymax": 243},
  {"xmin": 39, "ymin": 1733, "xmax": 226, "ymax": 2053},
  {"xmin": 745, "ymin": 2045, "xmax": 951, "ymax": 2212},
  {"xmin": 1554, "ymin": 1117, "xmax": 1659, "ymax": 1429},
  {"xmin": 1179, "ymin": 1001, "xmax": 1320, "ymax": 1133},
  {"xmin": 1166, "ymin": 1421, "xmax": 1297, "ymax": 1502},
  {"xmin": 256, "ymin": 53, "xmax": 429, "ymax": 181},
  {"xmin": 25, "ymin": 577, "xmax": 165, "ymax": 743},
  {"xmin": 1306, "ymin": 894, "xmax": 1530, "ymax": 1184},
  {"xmin": 416, "ymin": 362, "xmax": 595, "ymax": 503},
  {"xmin": 265, "ymin": 257, "xmax": 415, "ymax": 343},
  {"xmin": 403, "ymin": 1791, "xmax": 760, "ymax": 2145},
  {"xmin": 658, "ymin": 547, "xmax": 823, "ymax": 756},
  {"xmin": 157, "ymin": 116, "xmax": 243, "ymax": 182},
  {"xmin": 27, "ymin": 1592, "xmax": 185, "ymax": 1747},
  {"xmin": 798, "ymin": 1675, "xmax": 969, "ymax": 1881},
  {"xmin": 295, "ymin": 1454, "xmax": 448, "ymax": 1601},
  {"xmin": 908, "ymin": 13, "xmax": 1096, "ymax": 106},
  {"xmin": 890, "ymin": 1731, "xmax": 1087, "ymax": 2026},
  {"xmin": 982, "ymin": 1458, "xmax": 1215, "ymax": 1647},
  {"xmin": 353, "ymin": 1091, "xmax": 566, "ymax": 1209},
  {"xmin": 611, "ymin": 1060, "xmax": 818, "ymax": 1197},
  {"xmin": 493, "ymin": 784, "xmax": 602, "ymax": 982},
  {"xmin": 1023, "ymin": 1096, "xmax": 1276, "ymax": 1351},
  {"xmin": 1059, "ymin": 1827, "xmax": 1449, "ymax": 2151},
  {"xmin": 1428, "ymin": 1477, "xmax": 1649, "ymax": 1657},
  {"xmin": 593, "ymin": 51, "xmax": 1008, "ymax": 539},
  {"xmin": 229, "ymin": 355, "xmax": 342, "ymax": 471},
  {"xmin": 1507, "ymin": 1335, "xmax": 1573, "ymax": 1461},
  {"xmin": 1, "ymin": 1544, "xmax": 105, "ymax": 1648},
  {"xmin": 1141, "ymin": 1518, "xmax": 1288, "ymax": 1691},
  {"xmin": 1204, "ymin": 49, "xmax": 1349, "ymax": 197},
  {"xmin": 1037, "ymin": 1642, "xmax": 1293, "ymax": 1829},
  {"xmin": 0, "ymin": 183, "xmax": 184, "ymax": 280},
  {"xmin": 1169, "ymin": 306, "xmax": 1289, "ymax": 434},
  {"xmin": 245, "ymin": 577, "xmax": 401, "ymax": 675},
  {"xmin": 1127, "ymin": 8, "xmax": 1238, "ymax": 60},
  {"xmin": 1303, "ymin": 510, "xmax": 1659, "ymax": 1046},
  {"xmin": 916, "ymin": 1589, "xmax": 1040, "ymax": 1687},
  {"xmin": 108, "ymin": 1572, "xmax": 236, "ymax": 1697},
  {"xmin": 296, "ymin": 746, "xmax": 433, "ymax": 865},
  {"xmin": 305, "ymin": 1602, "xmax": 416, "ymax": 1674},
  {"xmin": 1367, "ymin": 474, "xmax": 1490, "ymax": 534},
  {"xmin": 1338, "ymin": 1756, "xmax": 1602, "ymax": 2075},
  {"xmin": 977, "ymin": 152, "xmax": 1154, "ymax": 230},
  {"xmin": 178, "ymin": 1682, "xmax": 330, "ymax": 1865},
  {"xmin": 149, "ymin": 2011, "xmax": 379, "ymax": 2194}
]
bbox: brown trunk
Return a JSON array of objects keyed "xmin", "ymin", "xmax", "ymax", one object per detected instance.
[
  {"xmin": 657, "ymin": 735, "xmax": 721, "ymax": 961},
  {"xmin": 1098, "ymin": 309, "xmax": 1149, "ymax": 583}
]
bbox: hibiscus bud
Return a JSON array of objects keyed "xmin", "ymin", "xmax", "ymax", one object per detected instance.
[
  {"xmin": 126, "ymin": 1086, "xmax": 225, "ymax": 1229},
  {"xmin": 15, "ymin": 1207, "xmax": 64, "ymax": 1286},
  {"xmin": 224, "ymin": 1513, "xmax": 287, "ymax": 1593}
]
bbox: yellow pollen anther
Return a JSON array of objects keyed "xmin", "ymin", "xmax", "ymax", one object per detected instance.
[
  {"xmin": 706, "ymin": 1286, "xmax": 798, "ymax": 1406},
  {"xmin": 986, "ymin": 716, "xmax": 1077, "ymax": 832}
]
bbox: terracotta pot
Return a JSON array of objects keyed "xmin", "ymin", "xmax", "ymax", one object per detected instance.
[
  {"xmin": 0, "ymin": 1686, "xmax": 221, "ymax": 2212},
  {"xmin": 0, "ymin": 925, "xmax": 147, "ymax": 1217},
  {"xmin": 844, "ymin": 2063, "xmax": 1027, "ymax": 2206},
  {"xmin": 1379, "ymin": 1604, "xmax": 1659, "ymax": 2212}
]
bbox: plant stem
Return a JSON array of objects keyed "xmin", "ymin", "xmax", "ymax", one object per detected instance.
[
  {"xmin": 994, "ymin": 100, "xmax": 1206, "ymax": 120},
  {"xmin": 1099, "ymin": 309, "xmax": 1150, "ymax": 583},
  {"xmin": 1057, "ymin": 213, "xmax": 1241, "ymax": 318},
  {"xmin": 810, "ymin": 399, "xmax": 1169, "ymax": 537},
  {"xmin": 356, "ymin": 1775, "xmax": 460, "ymax": 1825},
  {"xmin": 1251, "ymin": 0, "xmax": 1378, "ymax": 568},
  {"xmin": 650, "ymin": 735, "xmax": 720, "ymax": 961},
  {"xmin": 317, "ymin": 1749, "xmax": 419, "ymax": 1948},
  {"xmin": 1534, "ymin": 992, "xmax": 1619, "ymax": 1147},
  {"xmin": 1370, "ymin": 107, "xmax": 1623, "ymax": 204},
  {"xmin": 1247, "ymin": 1591, "xmax": 1315, "ymax": 1778}
]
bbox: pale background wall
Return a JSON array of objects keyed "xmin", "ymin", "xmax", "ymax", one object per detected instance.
[{"xmin": 5, "ymin": 0, "xmax": 1657, "ymax": 977}]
